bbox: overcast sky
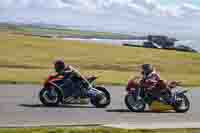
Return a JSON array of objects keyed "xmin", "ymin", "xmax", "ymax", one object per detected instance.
[{"xmin": 0, "ymin": 0, "xmax": 200, "ymax": 40}]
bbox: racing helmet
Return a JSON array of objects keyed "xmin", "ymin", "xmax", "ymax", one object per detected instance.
[
  {"xmin": 141, "ymin": 64, "xmax": 154, "ymax": 75},
  {"xmin": 54, "ymin": 59, "xmax": 65, "ymax": 73}
]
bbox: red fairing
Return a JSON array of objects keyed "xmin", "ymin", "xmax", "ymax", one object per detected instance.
[
  {"xmin": 44, "ymin": 74, "xmax": 64, "ymax": 88},
  {"xmin": 126, "ymin": 79, "xmax": 139, "ymax": 92}
]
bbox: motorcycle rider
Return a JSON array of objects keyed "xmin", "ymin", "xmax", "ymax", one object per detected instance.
[
  {"xmin": 140, "ymin": 64, "xmax": 161, "ymax": 90},
  {"xmin": 126, "ymin": 64, "xmax": 160, "ymax": 93},
  {"xmin": 141, "ymin": 64, "xmax": 172, "ymax": 103},
  {"xmin": 127, "ymin": 64, "xmax": 171, "ymax": 102},
  {"xmin": 53, "ymin": 59, "xmax": 73, "ymax": 77},
  {"xmin": 50, "ymin": 59, "xmax": 104, "ymax": 104},
  {"xmin": 50, "ymin": 59, "xmax": 85, "ymax": 102}
]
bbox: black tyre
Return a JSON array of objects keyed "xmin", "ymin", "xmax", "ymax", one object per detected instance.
[
  {"xmin": 39, "ymin": 88, "xmax": 62, "ymax": 106},
  {"xmin": 125, "ymin": 94, "xmax": 145, "ymax": 112},
  {"xmin": 90, "ymin": 86, "xmax": 111, "ymax": 108},
  {"xmin": 174, "ymin": 94, "xmax": 190, "ymax": 113}
]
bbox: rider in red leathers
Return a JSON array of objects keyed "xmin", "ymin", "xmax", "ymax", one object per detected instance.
[
  {"xmin": 127, "ymin": 64, "xmax": 163, "ymax": 96},
  {"xmin": 140, "ymin": 64, "xmax": 161, "ymax": 90},
  {"xmin": 127, "ymin": 64, "xmax": 171, "ymax": 103},
  {"xmin": 127, "ymin": 64, "xmax": 160, "ymax": 92}
]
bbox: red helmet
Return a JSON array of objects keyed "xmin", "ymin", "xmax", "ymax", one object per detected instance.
[{"xmin": 54, "ymin": 59, "xmax": 65, "ymax": 72}]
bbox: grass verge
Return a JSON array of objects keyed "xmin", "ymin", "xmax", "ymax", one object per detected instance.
[
  {"xmin": 0, "ymin": 127, "xmax": 200, "ymax": 133},
  {"xmin": 0, "ymin": 31, "xmax": 200, "ymax": 86}
]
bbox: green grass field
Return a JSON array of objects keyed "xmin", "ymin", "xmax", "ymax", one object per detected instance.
[
  {"xmin": 0, "ymin": 127, "xmax": 200, "ymax": 133},
  {"xmin": 0, "ymin": 31, "xmax": 200, "ymax": 86}
]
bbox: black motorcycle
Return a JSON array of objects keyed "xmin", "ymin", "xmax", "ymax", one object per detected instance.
[{"xmin": 39, "ymin": 69, "xmax": 111, "ymax": 108}]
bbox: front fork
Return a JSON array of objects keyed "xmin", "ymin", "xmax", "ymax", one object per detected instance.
[{"xmin": 134, "ymin": 87, "xmax": 143, "ymax": 101}]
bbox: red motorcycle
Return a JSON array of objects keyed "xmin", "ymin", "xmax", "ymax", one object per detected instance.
[
  {"xmin": 125, "ymin": 77, "xmax": 190, "ymax": 113},
  {"xmin": 39, "ymin": 70, "xmax": 111, "ymax": 108}
]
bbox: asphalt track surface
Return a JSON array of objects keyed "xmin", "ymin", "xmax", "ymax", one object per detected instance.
[{"xmin": 0, "ymin": 85, "xmax": 200, "ymax": 128}]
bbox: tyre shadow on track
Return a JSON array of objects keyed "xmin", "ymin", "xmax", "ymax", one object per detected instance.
[
  {"xmin": 106, "ymin": 109, "xmax": 176, "ymax": 113},
  {"xmin": 19, "ymin": 104, "xmax": 96, "ymax": 109}
]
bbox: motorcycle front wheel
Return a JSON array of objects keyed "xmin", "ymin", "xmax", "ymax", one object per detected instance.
[
  {"xmin": 125, "ymin": 94, "xmax": 146, "ymax": 112},
  {"xmin": 39, "ymin": 87, "xmax": 62, "ymax": 106}
]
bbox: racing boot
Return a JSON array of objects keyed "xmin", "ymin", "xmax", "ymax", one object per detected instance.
[{"xmin": 66, "ymin": 97, "xmax": 89, "ymax": 104}]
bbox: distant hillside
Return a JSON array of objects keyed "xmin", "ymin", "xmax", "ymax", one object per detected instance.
[{"xmin": 0, "ymin": 23, "xmax": 146, "ymax": 40}]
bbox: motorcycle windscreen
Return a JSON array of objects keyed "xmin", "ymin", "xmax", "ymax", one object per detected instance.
[{"xmin": 150, "ymin": 101, "xmax": 174, "ymax": 112}]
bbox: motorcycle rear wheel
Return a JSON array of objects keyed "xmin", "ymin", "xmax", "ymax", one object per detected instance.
[
  {"xmin": 174, "ymin": 94, "xmax": 190, "ymax": 113},
  {"xmin": 90, "ymin": 86, "xmax": 111, "ymax": 108}
]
